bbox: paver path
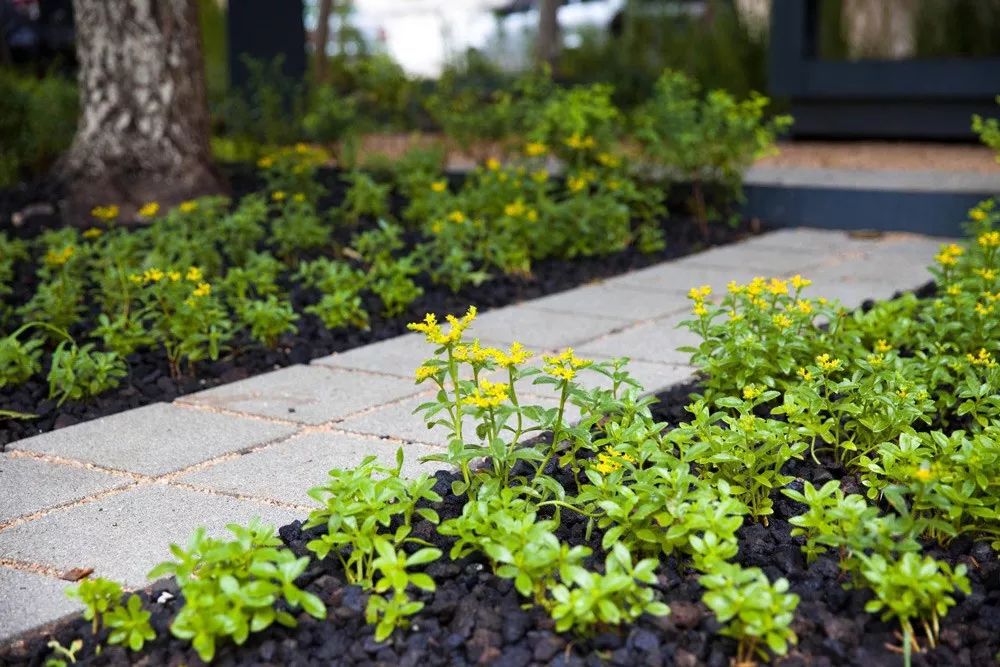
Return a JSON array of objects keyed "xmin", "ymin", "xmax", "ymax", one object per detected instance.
[{"xmin": 0, "ymin": 227, "xmax": 954, "ymax": 642}]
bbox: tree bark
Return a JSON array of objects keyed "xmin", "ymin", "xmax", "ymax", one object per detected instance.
[
  {"xmin": 314, "ymin": 0, "xmax": 333, "ymax": 83},
  {"xmin": 536, "ymin": 0, "xmax": 560, "ymax": 71},
  {"xmin": 60, "ymin": 0, "xmax": 225, "ymax": 222}
]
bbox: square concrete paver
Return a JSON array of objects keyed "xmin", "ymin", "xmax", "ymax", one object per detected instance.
[
  {"xmin": 743, "ymin": 228, "xmax": 877, "ymax": 255},
  {"xmin": 604, "ymin": 262, "xmax": 768, "ymax": 297},
  {"xmin": 464, "ymin": 305, "xmax": 630, "ymax": 350},
  {"xmin": 684, "ymin": 242, "xmax": 829, "ymax": 274},
  {"xmin": 0, "ymin": 567, "xmax": 82, "ymax": 642},
  {"xmin": 311, "ymin": 334, "xmax": 430, "ymax": 378},
  {"xmin": 177, "ymin": 431, "xmax": 449, "ymax": 506},
  {"xmin": 0, "ymin": 455, "xmax": 133, "ymax": 524},
  {"xmin": 576, "ymin": 314, "xmax": 699, "ymax": 366},
  {"xmin": 522, "ymin": 284, "xmax": 689, "ymax": 322},
  {"xmin": 9, "ymin": 404, "xmax": 297, "ymax": 476},
  {"xmin": 339, "ymin": 393, "xmax": 580, "ymax": 447},
  {"xmin": 0, "ymin": 485, "xmax": 299, "ymax": 589},
  {"xmin": 178, "ymin": 365, "xmax": 420, "ymax": 425}
]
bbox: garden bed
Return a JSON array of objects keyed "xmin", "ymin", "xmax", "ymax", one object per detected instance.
[
  {"xmin": 1, "ymin": 378, "xmax": 997, "ymax": 667},
  {"xmin": 0, "ymin": 161, "xmax": 759, "ymax": 448}
]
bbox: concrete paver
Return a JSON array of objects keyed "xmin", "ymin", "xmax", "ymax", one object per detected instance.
[
  {"xmin": 464, "ymin": 306, "xmax": 631, "ymax": 350},
  {"xmin": 0, "ymin": 485, "xmax": 299, "ymax": 589},
  {"xmin": 9, "ymin": 404, "xmax": 297, "ymax": 476},
  {"xmin": 0, "ymin": 455, "xmax": 132, "ymax": 524},
  {"xmin": 177, "ymin": 365, "xmax": 420, "ymax": 425},
  {"xmin": 576, "ymin": 313, "xmax": 700, "ymax": 366},
  {"xmin": 176, "ymin": 431, "xmax": 448, "ymax": 506},
  {"xmin": 0, "ymin": 567, "xmax": 82, "ymax": 642},
  {"xmin": 522, "ymin": 284, "xmax": 689, "ymax": 321},
  {"xmin": 311, "ymin": 334, "xmax": 431, "ymax": 378}
]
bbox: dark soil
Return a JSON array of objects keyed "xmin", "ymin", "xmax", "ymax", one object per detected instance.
[
  {"xmin": 2, "ymin": 381, "xmax": 997, "ymax": 667},
  {"xmin": 0, "ymin": 166, "xmax": 761, "ymax": 447}
]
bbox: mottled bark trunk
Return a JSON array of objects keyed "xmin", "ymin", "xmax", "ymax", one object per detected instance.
[
  {"xmin": 314, "ymin": 0, "xmax": 333, "ymax": 83},
  {"xmin": 60, "ymin": 0, "xmax": 225, "ymax": 222},
  {"xmin": 536, "ymin": 0, "xmax": 560, "ymax": 71}
]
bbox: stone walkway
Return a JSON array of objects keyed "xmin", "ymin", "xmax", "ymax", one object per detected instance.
[{"xmin": 0, "ymin": 227, "xmax": 952, "ymax": 642}]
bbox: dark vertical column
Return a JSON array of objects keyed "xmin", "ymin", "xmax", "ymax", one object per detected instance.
[
  {"xmin": 227, "ymin": 0, "xmax": 307, "ymax": 91},
  {"xmin": 768, "ymin": 0, "xmax": 816, "ymax": 97}
]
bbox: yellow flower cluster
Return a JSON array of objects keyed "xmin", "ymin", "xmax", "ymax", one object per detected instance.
[
  {"xmin": 44, "ymin": 245, "xmax": 75, "ymax": 267},
  {"xmin": 138, "ymin": 202, "xmax": 160, "ymax": 218},
  {"xmin": 795, "ymin": 300, "xmax": 813, "ymax": 314},
  {"xmin": 128, "ymin": 266, "xmax": 204, "ymax": 286},
  {"xmin": 272, "ymin": 191, "xmax": 287, "ymax": 202},
  {"xmin": 431, "ymin": 180, "xmax": 447, "ymax": 193},
  {"xmin": 797, "ymin": 367, "xmax": 814, "ymax": 381},
  {"xmin": 531, "ymin": 169, "xmax": 549, "ymax": 183},
  {"xmin": 790, "ymin": 274, "xmax": 812, "ymax": 290},
  {"xmin": 524, "ymin": 141, "xmax": 548, "ymax": 157},
  {"xmin": 742, "ymin": 384, "xmax": 764, "ymax": 400},
  {"xmin": 486, "ymin": 158, "xmax": 501, "ymax": 171},
  {"xmin": 415, "ymin": 365, "xmax": 440, "ymax": 382},
  {"xmin": 447, "ymin": 210, "xmax": 467, "ymax": 224},
  {"xmin": 408, "ymin": 307, "xmax": 478, "ymax": 346},
  {"xmin": 766, "ymin": 278, "xmax": 789, "ymax": 296},
  {"xmin": 90, "ymin": 205, "xmax": 119, "ymax": 221},
  {"xmin": 815, "ymin": 353, "xmax": 841, "ymax": 372},
  {"xmin": 464, "ymin": 379, "xmax": 509, "ymax": 409},
  {"xmin": 543, "ymin": 348, "xmax": 591, "ymax": 381},
  {"xmin": 967, "ymin": 348, "xmax": 998, "ymax": 368},
  {"xmin": 593, "ymin": 448, "xmax": 635, "ymax": 475},
  {"xmin": 875, "ymin": 339, "xmax": 893, "ymax": 353},
  {"xmin": 913, "ymin": 467, "xmax": 933, "ymax": 482},
  {"xmin": 257, "ymin": 156, "xmax": 274, "ymax": 169},
  {"xmin": 191, "ymin": 282, "xmax": 211, "ymax": 298},
  {"xmin": 567, "ymin": 175, "xmax": 588, "ymax": 193},
  {"xmin": 772, "ymin": 313, "xmax": 792, "ymax": 329},
  {"xmin": 503, "ymin": 200, "xmax": 538, "ymax": 222},
  {"xmin": 935, "ymin": 243, "xmax": 964, "ymax": 266},
  {"xmin": 596, "ymin": 152, "xmax": 620, "ymax": 168},
  {"xmin": 179, "ymin": 200, "xmax": 198, "ymax": 214},
  {"xmin": 976, "ymin": 268, "xmax": 997, "ymax": 281},
  {"xmin": 564, "ymin": 133, "xmax": 596, "ymax": 151},
  {"xmin": 978, "ymin": 231, "xmax": 1000, "ymax": 248},
  {"xmin": 867, "ymin": 353, "xmax": 884, "ymax": 368},
  {"xmin": 975, "ymin": 302, "xmax": 994, "ymax": 316},
  {"xmin": 688, "ymin": 284, "xmax": 712, "ymax": 317},
  {"xmin": 82, "ymin": 228, "xmax": 103, "ymax": 240}
]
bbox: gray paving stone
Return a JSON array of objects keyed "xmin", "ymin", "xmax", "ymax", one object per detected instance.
[
  {"xmin": 682, "ymin": 242, "xmax": 831, "ymax": 274},
  {"xmin": 0, "ymin": 485, "xmax": 298, "ymax": 589},
  {"xmin": 742, "ymin": 227, "xmax": 879, "ymax": 255},
  {"xmin": 0, "ymin": 567, "xmax": 82, "ymax": 642},
  {"xmin": 311, "ymin": 334, "xmax": 431, "ymax": 378},
  {"xmin": 9, "ymin": 404, "xmax": 297, "ymax": 476},
  {"xmin": 178, "ymin": 365, "xmax": 420, "ymax": 425},
  {"xmin": 464, "ymin": 305, "xmax": 630, "ymax": 350},
  {"xmin": 177, "ymin": 431, "xmax": 448, "ymax": 505},
  {"xmin": 576, "ymin": 313, "xmax": 699, "ymax": 366},
  {"xmin": 339, "ymin": 393, "xmax": 579, "ymax": 447},
  {"xmin": 603, "ymin": 261, "xmax": 769, "ymax": 297},
  {"xmin": 809, "ymin": 254, "xmax": 934, "ymax": 289},
  {"xmin": 0, "ymin": 455, "xmax": 133, "ymax": 524},
  {"xmin": 521, "ymin": 284, "xmax": 689, "ymax": 321}
]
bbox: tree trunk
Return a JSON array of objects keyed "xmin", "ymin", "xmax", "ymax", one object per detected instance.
[
  {"xmin": 314, "ymin": 0, "xmax": 333, "ymax": 83},
  {"xmin": 536, "ymin": 0, "xmax": 560, "ymax": 71},
  {"xmin": 60, "ymin": 0, "xmax": 225, "ymax": 222}
]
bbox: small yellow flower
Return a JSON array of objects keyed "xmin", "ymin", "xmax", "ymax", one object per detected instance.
[
  {"xmin": 524, "ymin": 141, "xmax": 547, "ymax": 157},
  {"xmin": 935, "ymin": 243, "xmax": 964, "ymax": 266},
  {"xmin": 795, "ymin": 300, "xmax": 813, "ymax": 315},
  {"xmin": 504, "ymin": 201, "xmax": 526, "ymax": 218},
  {"xmin": 913, "ymin": 467, "xmax": 933, "ymax": 482},
  {"xmin": 494, "ymin": 342, "xmax": 532, "ymax": 368},
  {"xmin": 767, "ymin": 278, "xmax": 789, "ymax": 296},
  {"xmin": 726, "ymin": 281, "xmax": 745, "ymax": 294},
  {"xmin": 742, "ymin": 384, "xmax": 764, "ymax": 400},
  {"xmin": 167, "ymin": 270, "xmax": 181, "ymax": 282},
  {"xmin": 597, "ymin": 152, "xmax": 620, "ymax": 168},
  {"xmin": 543, "ymin": 347, "xmax": 591, "ymax": 381},
  {"xmin": 790, "ymin": 275, "xmax": 812, "ymax": 290},
  {"xmin": 431, "ymin": 221, "xmax": 444, "ymax": 235},
  {"xmin": 82, "ymin": 228, "xmax": 103, "ymax": 239},
  {"xmin": 946, "ymin": 284, "xmax": 962, "ymax": 296},
  {"xmin": 138, "ymin": 202, "xmax": 160, "ymax": 218},
  {"xmin": 128, "ymin": 273, "xmax": 144, "ymax": 285},
  {"xmin": 407, "ymin": 307, "xmax": 477, "ymax": 346},
  {"xmin": 186, "ymin": 266, "xmax": 203, "ymax": 282},
  {"xmin": 447, "ymin": 210, "xmax": 466, "ymax": 224},
  {"xmin": 594, "ymin": 452, "xmax": 622, "ymax": 475},
  {"xmin": 975, "ymin": 268, "xmax": 997, "ymax": 281},
  {"xmin": 271, "ymin": 191, "xmax": 287, "ymax": 202},
  {"xmin": 975, "ymin": 302, "xmax": 994, "ymax": 316},
  {"xmin": 463, "ymin": 379, "xmax": 509, "ymax": 409},
  {"xmin": 531, "ymin": 169, "xmax": 549, "ymax": 183},
  {"xmin": 431, "ymin": 180, "xmax": 447, "ymax": 193},
  {"xmin": 144, "ymin": 268, "xmax": 165, "ymax": 283},
  {"xmin": 970, "ymin": 209, "xmax": 987, "ymax": 222},
  {"xmin": 977, "ymin": 231, "xmax": 1000, "ymax": 248},
  {"xmin": 293, "ymin": 193, "xmax": 307, "ymax": 203},
  {"xmin": 44, "ymin": 246, "xmax": 75, "ymax": 267},
  {"xmin": 797, "ymin": 367, "xmax": 813, "ymax": 381},
  {"xmin": 875, "ymin": 339, "xmax": 892, "ymax": 353},
  {"xmin": 486, "ymin": 158, "xmax": 501, "ymax": 171},
  {"xmin": 564, "ymin": 133, "xmax": 595, "ymax": 151},
  {"xmin": 257, "ymin": 156, "xmax": 274, "ymax": 169},
  {"xmin": 567, "ymin": 176, "xmax": 587, "ymax": 193},
  {"xmin": 191, "ymin": 282, "xmax": 212, "ymax": 298},
  {"xmin": 90, "ymin": 205, "xmax": 119, "ymax": 222},
  {"xmin": 415, "ymin": 365, "xmax": 439, "ymax": 382},
  {"xmin": 967, "ymin": 348, "xmax": 997, "ymax": 368},
  {"xmin": 179, "ymin": 200, "xmax": 198, "ymax": 214},
  {"xmin": 693, "ymin": 302, "xmax": 709, "ymax": 317},
  {"xmin": 815, "ymin": 353, "xmax": 841, "ymax": 372},
  {"xmin": 867, "ymin": 353, "xmax": 884, "ymax": 368},
  {"xmin": 772, "ymin": 313, "xmax": 792, "ymax": 329}
]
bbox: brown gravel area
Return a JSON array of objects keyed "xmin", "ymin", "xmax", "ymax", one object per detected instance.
[{"xmin": 756, "ymin": 141, "xmax": 1000, "ymax": 173}]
